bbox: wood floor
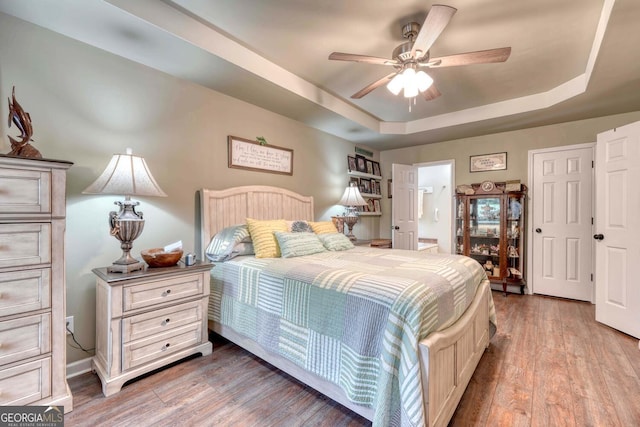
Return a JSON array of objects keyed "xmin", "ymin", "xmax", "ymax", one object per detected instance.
[{"xmin": 66, "ymin": 291, "xmax": 640, "ymax": 426}]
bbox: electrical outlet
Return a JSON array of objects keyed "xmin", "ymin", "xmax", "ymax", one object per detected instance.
[{"xmin": 66, "ymin": 316, "xmax": 74, "ymax": 335}]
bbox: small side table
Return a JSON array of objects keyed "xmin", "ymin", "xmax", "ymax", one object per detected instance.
[{"xmin": 92, "ymin": 261, "xmax": 213, "ymax": 396}]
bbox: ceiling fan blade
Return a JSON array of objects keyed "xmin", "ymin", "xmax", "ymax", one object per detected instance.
[
  {"xmin": 411, "ymin": 5, "xmax": 457, "ymax": 57},
  {"xmin": 351, "ymin": 72, "xmax": 398, "ymax": 99},
  {"xmin": 429, "ymin": 47, "xmax": 512, "ymax": 68},
  {"xmin": 423, "ymin": 84, "xmax": 441, "ymax": 101},
  {"xmin": 329, "ymin": 52, "xmax": 399, "ymax": 66}
]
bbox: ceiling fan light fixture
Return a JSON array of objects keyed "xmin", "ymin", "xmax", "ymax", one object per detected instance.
[
  {"xmin": 387, "ymin": 73, "xmax": 405, "ymax": 95},
  {"xmin": 416, "ymin": 71, "xmax": 433, "ymax": 92},
  {"xmin": 402, "ymin": 68, "xmax": 419, "ymax": 98}
]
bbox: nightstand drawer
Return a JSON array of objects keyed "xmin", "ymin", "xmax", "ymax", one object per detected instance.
[
  {"xmin": 122, "ymin": 300, "xmax": 203, "ymax": 343},
  {"xmin": 0, "ymin": 357, "xmax": 51, "ymax": 405},
  {"xmin": 123, "ymin": 274, "xmax": 204, "ymax": 313},
  {"xmin": 0, "ymin": 223, "xmax": 52, "ymax": 269},
  {"xmin": 0, "ymin": 168, "xmax": 51, "ymax": 215},
  {"xmin": 122, "ymin": 323, "xmax": 202, "ymax": 370},
  {"xmin": 0, "ymin": 269, "xmax": 51, "ymax": 317},
  {"xmin": 0, "ymin": 314, "xmax": 51, "ymax": 366}
]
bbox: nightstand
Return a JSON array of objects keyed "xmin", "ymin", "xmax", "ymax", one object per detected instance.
[{"xmin": 91, "ymin": 262, "xmax": 213, "ymax": 396}]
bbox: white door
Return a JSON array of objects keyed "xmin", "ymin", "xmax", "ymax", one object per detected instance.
[
  {"xmin": 391, "ymin": 164, "xmax": 418, "ymax": 250},
  {"xmin": 531, "ymin": 145, "xmax": 593, "ymax": 301},
  {"xmin": 595, "ymin": 121, "xmax": 640, "ymax": 339}
]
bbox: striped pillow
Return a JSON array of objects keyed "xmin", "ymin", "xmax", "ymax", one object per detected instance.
[
  {"xmin": 309, "ymin": 221, "xmax": 338, "ymax": 234},
  {"xmin": 317, "ymin": 233, "xmax": 355, "ymax": 251},
  {"xmin": 205, "ymin": 224, "xmax": 253, "ymax": 262},
  {"xmin": 273, "ymin": 232, "xmax": 327, "ymax": 258},
  {"xmin": 246, "ymin": 218, "xmax": 288, "ymax": 258}
]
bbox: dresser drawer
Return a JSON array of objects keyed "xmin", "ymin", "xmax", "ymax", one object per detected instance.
[
  {"xmin": 0, "ymin": 269, "xmax": 51, "ymax": 317},
  {"xmin": 0, "ymin": 167, "xmax": 51, "ymax": 214},
  {"xmin": 122, "ymin": 323, "xmax": 202, "ymax": 370},
  {"xmin": 0, "ymin": 313, "xmax": 51, "ymax": 366},
  {"xmin": 0, "ymin": 358, "xmax": 51, "ymax": 405},
  {"xmin": 123, "ymin": 273, "xmax": 205, "ymax": 313},
  {"xmin": 122, "ymin": 300, "xmax": 203, "ymax": 343},
  {"xmin": 0, "ymin": 223, "xmax": 52, "ymax": 269}
]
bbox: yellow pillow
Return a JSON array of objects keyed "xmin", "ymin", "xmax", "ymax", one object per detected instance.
[
  {"xmin": 309, "ymin": 221, "xmax": 338, "ymax": 234},
  {"xmin": 246, "ymin": 218, "xmax": 288, "ymax": 258}
]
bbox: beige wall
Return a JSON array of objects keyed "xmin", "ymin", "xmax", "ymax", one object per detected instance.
[
  {"xmin": 0, "ymin": 13, "xmax": 369, "ymax": 364},
  {"xmin": 379, "ymin": 111, "xmax": 640, "ymax": 238}
]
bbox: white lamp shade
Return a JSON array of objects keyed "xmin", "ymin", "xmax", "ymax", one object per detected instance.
[
  {"xmin": 416, "ymin": 71, "xmax": 434, "ymax": 92},
  {"xmin": 82, "ymin": 149, "xmax": 167, "ymax": 197},
  {"xmin": 402, "ymin": 68, "xmax": 419, "ymax": 98},
  {"xmin": 338, "ymin": 183, "xmax": 367, "ymax": 207},
  {"xmin": 386, "ymin": 73, "xmax": 404, "ymax": 96}
]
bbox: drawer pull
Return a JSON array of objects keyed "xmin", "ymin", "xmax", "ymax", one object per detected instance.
[
  {"xmin": 163, "ymin": 318, "xmax": 171, "ymax": 325},
  {"xmin": 162, "ymin": 289, "xmax": 172, "ymax": 296},
  {"xmin": 161, "ymin": 342, "xmax": 171, "ymax": 351}
]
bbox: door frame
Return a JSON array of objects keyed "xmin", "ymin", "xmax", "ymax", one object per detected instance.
[
  {"xmin": 527, "ymin": 142, "xmax": 595, "ymax": 299},
  {"xmin": 413, "ymin": 159, "xmax": 456, "ymax": 253}
]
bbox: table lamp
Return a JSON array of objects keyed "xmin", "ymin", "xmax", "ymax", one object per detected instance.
[
  {"xmin": 82, "ymin": 148, "xmax": 167, "ymax": 273},
  {"xmin": 338, "ymin": 182, "xmax": 367, "ymax": 241}
]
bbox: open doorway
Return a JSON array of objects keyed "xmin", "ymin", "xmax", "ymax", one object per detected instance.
[{"xmin": 417, "ymin": 160, "xmax": 454, "ymax": 253}]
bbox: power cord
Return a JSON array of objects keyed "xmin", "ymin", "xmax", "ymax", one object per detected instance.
[{"xmin": 66, "ymin": 324, "xmax": 94, "ymax": 354}]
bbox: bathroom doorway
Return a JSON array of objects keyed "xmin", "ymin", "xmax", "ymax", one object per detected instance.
[{"xmin": 417, "ymin": 160, "xmax": 454, "ymax": 253}]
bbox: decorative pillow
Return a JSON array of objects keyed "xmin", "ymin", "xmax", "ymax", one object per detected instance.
[
  {"xmin": 309, "ymin": 221, "xmax": 338, "ymax": 234},
  {"xmin": 205, "ymin": 224, "xmax": 253, "ymax": 262},
  {"xmin": 317, "ymin": 233, "xmax": 355, "ymax": 251},
  {"xmin": 287, "ymin": 220, "xmax": 314, "ymax": 233},
  {"xmin": 246, "ymin": 218, "xmax": 288, "ymax": 258},
  {"xmin": 273, "ymin": 232, "xmax": 327, "ymax": 258}
]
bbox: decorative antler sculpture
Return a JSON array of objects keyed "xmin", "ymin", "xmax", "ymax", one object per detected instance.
[{"xmin": 7, "ymin": 86, "xmax": 41, "ymax": 158}]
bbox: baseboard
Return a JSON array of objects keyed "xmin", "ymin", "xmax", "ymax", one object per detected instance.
[{"xmin": 66, "ymin": 357, "xmax": 93, "ymax": 379}]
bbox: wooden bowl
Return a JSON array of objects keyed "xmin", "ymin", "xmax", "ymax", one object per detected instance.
[{"xmin": 141, "ymin": 248, "xmax": 183, "ymax": 268}]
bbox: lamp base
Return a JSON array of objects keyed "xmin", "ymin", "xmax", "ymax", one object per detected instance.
[
  {"xmin": 108, "ymin": 261, "xmax": 145, "ymax": 274},
  {"xmin": 343, "ymin": 215, "xmax": 359, "ymax": 242},
  {"xmin": 108, "ymin": 198, "xmax": 146, "ymax": 274}
]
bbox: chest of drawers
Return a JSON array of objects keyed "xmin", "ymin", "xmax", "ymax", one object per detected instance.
[
  {"xmin": 0, "ymin": 155, "xmax": 73, "ymax": 412},
  {"xmin": 91, "ymin": 262, "xmax": 213, "ymax": 396}
]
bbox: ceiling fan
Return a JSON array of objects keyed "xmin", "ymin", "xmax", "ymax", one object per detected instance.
[{"xmin": 328, "ymin": 4, "xmax": 511, "ymax": 101}]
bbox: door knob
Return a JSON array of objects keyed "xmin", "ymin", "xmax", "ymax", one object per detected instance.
[
  {"xmin": 392, "ymin": 226, "xmax": 400, "ymax": 230},
  {"xmin": 593, "ymin": 234, "xmax": 604, "ymax": 241},
  {"xmin": 535, "ymin": 228, "xmax": 542, "ymax": 233}
]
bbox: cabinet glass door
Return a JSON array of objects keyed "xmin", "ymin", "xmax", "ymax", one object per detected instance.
[
  {"xmin": 470, "ymin": 197, "xmax": 501, "ymax": 278},
  {"xmin": 506, "ymin": 194, "xmax": 525, "ymax": 282},
  {"xmin": 455, "ymin": 197, "xmax": 465, "ymax": 255}
]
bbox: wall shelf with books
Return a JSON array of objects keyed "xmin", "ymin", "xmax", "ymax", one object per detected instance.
[{"xmin": 347, "ymin": 155, "xmax": 383, "ymax": 215}]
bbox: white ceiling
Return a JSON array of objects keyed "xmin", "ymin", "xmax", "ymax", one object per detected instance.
[{"xmin": 1, "ymin": 0, "xmax": 639, "ymax": 150}]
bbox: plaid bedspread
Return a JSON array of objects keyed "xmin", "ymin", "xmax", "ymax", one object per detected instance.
[{"xmin": 209, "ymin": 247, "xmax": 495, "ymax": 427}]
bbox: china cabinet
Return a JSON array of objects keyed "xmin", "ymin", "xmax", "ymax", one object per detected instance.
[{"xmin": 455, "ymin": 181, "xmax": 527, "ymax": 294}]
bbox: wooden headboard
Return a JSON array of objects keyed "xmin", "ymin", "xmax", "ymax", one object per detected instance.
[{"xmin": 199, "ymin": 185, "xmax": 315, "ymax": 253}]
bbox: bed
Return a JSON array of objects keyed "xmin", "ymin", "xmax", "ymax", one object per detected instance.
[{"xmin": 199, "ymin": 185, "xmax": 495, "ymax": 427}]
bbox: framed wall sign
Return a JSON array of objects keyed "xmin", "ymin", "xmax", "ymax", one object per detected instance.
[
  {"xmin": 470, "ymin": 152, "xmax": 507, "ymax": 172},
  {"xmin": 228, "ymin": 136, "xmax": 293, "ymax": 175}
]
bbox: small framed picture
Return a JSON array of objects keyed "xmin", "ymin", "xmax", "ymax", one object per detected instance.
[
  {"xmin": 347, "ymin": 156, "xmax": 357, "ymax": 172},
  {"xmin": 360, "ymin": 178, "xmax": 371, "ymax": 194},
  {"xmin": 356, "ymin": 155, "xmax": 367, "ymax": 173},
  {"xmin": 470, "ymin": 152, "xmax": 507, "ymax": 172},
  {"xmin": 373, "ymin": 199, "xmax": 381, "ymax": 213},
  {"xmin": 372, "ymin": 180, "xmax": 381, "ymax": 195},
  {"xmin": 367, "ymin": 198, "xmax": 375, "ymax": 212},
  {"xmin": 366, "ymin": 160, "xmax": 374, "ymax": 175},
  {"xmin": 349, "ymin": 176, "xmax": 359, "ymax": 186},
  {"xmin": 372, "ymin": 161, "xmax": 381, "ymax": 177}
]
